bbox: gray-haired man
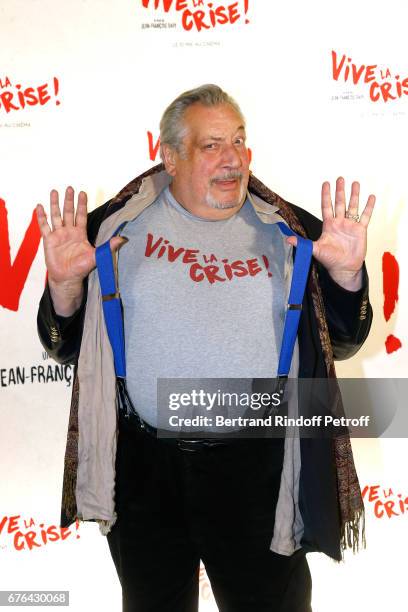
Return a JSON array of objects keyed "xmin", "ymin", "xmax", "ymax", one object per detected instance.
[{"xmin": 37, "ymin": 84, "xmax": 374, "ymax": 611}]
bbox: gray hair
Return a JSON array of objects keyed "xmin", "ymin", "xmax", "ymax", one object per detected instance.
[{"xmin": 159, "ymin": 84, "xmax": 245, "ymax": 159}]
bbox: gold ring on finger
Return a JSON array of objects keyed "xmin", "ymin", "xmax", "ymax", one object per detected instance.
[{"xmin": 345, "ymin": 212, "xmax": 360, "ymax": 222}]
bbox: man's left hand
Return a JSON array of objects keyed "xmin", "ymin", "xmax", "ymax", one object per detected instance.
[{"xmin": 287, "ymin": 177, "xmax": 376, "ymax": 291}]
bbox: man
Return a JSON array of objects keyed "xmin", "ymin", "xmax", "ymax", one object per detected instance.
[{"xmin": 37, "ymin": 84, "xmax": 375, "ymax": 612}]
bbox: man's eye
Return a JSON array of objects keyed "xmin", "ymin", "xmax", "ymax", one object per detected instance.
[
  {"xmin": 204, "ymin": 143, "xmax": 217, "ymax": 149},
  {"xmin": 235, "ymin": 138, "xmax": 245, "ymax": 145}
]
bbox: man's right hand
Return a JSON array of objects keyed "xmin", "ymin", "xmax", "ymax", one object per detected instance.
[{"xmin": 36, "ymin": 186, "xmax": 125, "ymax": 317}]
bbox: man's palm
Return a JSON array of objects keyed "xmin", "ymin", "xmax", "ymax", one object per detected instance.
[{"xmin": 36, "ymin": 187, "xmax": 95, "ymax": 285}]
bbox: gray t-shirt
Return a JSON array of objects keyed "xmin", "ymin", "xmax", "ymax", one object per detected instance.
[{"xmin": 118, "ymin": 186, "xmax": 292, "ymax": 427}]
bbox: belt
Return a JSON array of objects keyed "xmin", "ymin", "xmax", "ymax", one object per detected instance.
[{"xmin": 118, "ymin": 411, "xmax": 254, "ymax": 453}]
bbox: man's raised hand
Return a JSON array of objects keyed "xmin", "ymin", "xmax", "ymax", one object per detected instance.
[
  {"xmin": 36, "ymin": 187, "xmax": 125, "ymax": 316},
  {"xmin": 286, "ymin": 177, "xmax": 376, "ymax": 291}
]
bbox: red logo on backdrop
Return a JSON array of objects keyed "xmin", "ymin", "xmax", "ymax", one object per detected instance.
[
  {"xmin": 362, "ymin": 485, "xmax": 408, "ymax": 519},
  {"xmin": 0, "ymin": 199, "xmax": 41, "ymax": 312},
  {"xmin": 331, "ymin": 51, "xmax": 408, "ymax": 103},
  {"xmin": 0, "ymin": 76, "xmax": 61, "ymax": 114},
  {"xmin": 382, "ymin": 251, "xmax": 402, "ymax": 354},
  {"xmin": 140, "ymin": 0, "xmax": 250, "ymax": 31},
  {"xmin": 0, "ymin": 515, "xmax": 80, "ymax": 551},
  {"xmin": 147, "ymin": 131, "xmax": 161, "ymax": 161}
]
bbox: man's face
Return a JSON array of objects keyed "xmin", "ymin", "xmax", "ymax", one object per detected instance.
[{"xmin": 163, "ymin": 103, "xmax": 250, "ymax": 219}]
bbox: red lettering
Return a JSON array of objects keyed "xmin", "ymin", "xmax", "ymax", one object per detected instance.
[
  {"xmin": 37, "ymin": 83, "xmax": 51, "ymax": 106},
  {"xmin": 24, "ymin": 530, "xmax": 41, "ymax": 550},
  {"xmin": 230, "ymin": 260, "xmax": 248, "ymax": 278},
  {"xmin": 0, "ymin": 77, "xmax": 11, "ymax": 88},
  {"xmin": 368, "ymin": 485, "xmax": 380, "ymax": 502},
  {"xmin": 23, "ymin": 87, "xmax": 38, "ymax": 106},
  {"xmin": 39, "ymin": 526, "xmax": 48, "ymax": 545},
  {"xmin": 203, "ymin": 265, "xmax": 225, "ymax": 284},
  {"xmin": 228, "ymin": 3, "xmax": 240, "ymax": 24},
  {"xmin": 60, "ymin": 527, "xmax": 72, "ymax": 541},
  {"xmin": 369, "ymin": 82, "xmax": 381, "ymax": 102},
  {"xmin": 190, "ymin": 263, "xmax": 205, "ymax": 282},
  {"xmin": 0, "ymin": 82, "xmax": 58, "ymax": 113},
  {"xmin": 203, "ymin": 254, "xmax": 217, "ymax": 263},
  {"xmin": 182, "ymin": 249, "xmax": 199, "ymax": 263},
  {"xmin": 13, "ymin": 532, "xmax": 25, "ymax": 550},
  {"xmin": 213, "ymin": 6, "xmax": 228, "ymax": 25},
  {"xmin": 147, "ymin": 131, "xmax": 161, "ymax": 162},
  {"xmin": 364, "ymin": 65, "xmax": 377, "ymax": 83},
  {"xmin": 351, "ymin": 64, "xmax": 365, "ymax": 85},
  {"xmin": 192, "ymin": 10, "xmax": 209, "ymax": 31},
  {"xmin": 46, "ymin": 525, "xmax": 60, "ymax": 542},
  {"xmin": 142, "ymin": 0, "xmax": 176, "ymax": 11},
  {"xmin": 8, "ymin": 516, "xmax": 21, "ymax": 533},
  {"xmin": 331, "ymin": 51, "xmax": 346, "ymax": 81},
  {"xmin": 247, "ymin": 258, "xmax": 262, "ymax": 276},
  {"xmin": 167, "ymin": 244, "xmax": 185, "ymax": 262},
  {"xmin": 383, "ymin": 500, "xmax": 398, "ymax": 518},
  {"xmin": 380, "ymin": 82, "xmax": 396, "ymax": 102},
  {"xmin": 374, "ymin": 500, "xmax": 384, "ymax": 518},
  {"xmin": 222, "ymin": 260, "xmax": 234, "ymax": 280},
  {"xmin": 0, "ymin": 91, "xmax": 19, "ymax": 113},
  {"xmin": 182, "ymin": 9, "xmax": 194, "ymax": 30},
  {"xmin": 144, "ymin": 233, "xmax": 163, "ymax": 257},
  {"xmin": 0, "ymin": 201, "xmax": 42, "ymax": 311},
  {"xmin": 0, "ymin": 516, "xmax": 8, "ymax": 535}
]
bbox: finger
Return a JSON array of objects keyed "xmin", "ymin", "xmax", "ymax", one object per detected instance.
[
  {"xmin": 321, "ymin": 181, "xmax": 334, "ymax": 221},
  {"xmin": 359, "ymin": 194, "xmax": 376, "ymax": 228},
  {"xmin": 347, "ymin": 181, "xmax": 360, "ymax": 216},
  {"xmin": 334, "ymin": 176, "xmax": 346, "ymax": 217},
  {"xmin": 74, "ymin": 191, "xmax": 88, "ymax": 228},
  {"xmin": 36, "ymin": 204, "xmax": 51, "ymax": 238},
  {"xmin": 50, "ymin": 189, "xmax": 63, "ymax": 230},
  {"xmin": 63, "ymin": 186, "xmax": 75, "ymax": 227}
]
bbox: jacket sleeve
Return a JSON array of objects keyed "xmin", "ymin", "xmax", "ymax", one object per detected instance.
[
  {"xmin": 290, "ymin": 202, "xmax": 373, "ymax": 361},
  {"xmin": 36, "ymin": 199, "xmax": 111, "ymax": 366},
  {"xmin": 37, "ymin": 280, "xmax": 88, "ymax": 366},
  {"xmin": 315, "ymin": 260, "xmax": 372, "ymax": 360}
]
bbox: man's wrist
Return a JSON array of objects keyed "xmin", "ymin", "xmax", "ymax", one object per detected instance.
[
  {"xmin": 326, "ymin": 268, "xmax": 363, "ymax": 291},
  {"xmin": 48, "ymin": 278, "xmax": 84, "ymax": 317}
]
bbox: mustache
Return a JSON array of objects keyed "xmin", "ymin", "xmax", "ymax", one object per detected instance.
[{"xmin": 210, "ymin": 171, "xmax": 243, "ymax": 185}]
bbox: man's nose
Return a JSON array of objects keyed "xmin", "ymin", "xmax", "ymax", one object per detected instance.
[{"xmin": 220, "ymin": 143, "xmax": 242, "ymax": 168}]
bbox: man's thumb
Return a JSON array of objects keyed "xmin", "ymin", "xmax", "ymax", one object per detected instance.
[{"xmin": 110, "ymin": 236, "xmax": 129, "ymax": 252}]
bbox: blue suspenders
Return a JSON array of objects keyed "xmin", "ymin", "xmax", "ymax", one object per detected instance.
[
  {"xmin": 275, "ymin": 222, "xmax": 313, "ymax": 378},
  {"xmin": 95, "ymin": 221, "xmax": 313, "ymax": 414}
]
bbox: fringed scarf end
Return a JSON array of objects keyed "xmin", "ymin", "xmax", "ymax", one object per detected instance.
[{"xmin": 341, "ymin": 508, "xmax": 366, "ymax": 555}]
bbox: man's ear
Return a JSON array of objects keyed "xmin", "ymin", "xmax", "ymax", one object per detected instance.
[{"xmin": 161, "ymin": 144, "xmax": 178, "ymax": 177}]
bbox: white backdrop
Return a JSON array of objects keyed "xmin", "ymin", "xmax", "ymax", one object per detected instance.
[{"xmin": 1, "ymin": 1, "xmax": 407, "ymax": 610}]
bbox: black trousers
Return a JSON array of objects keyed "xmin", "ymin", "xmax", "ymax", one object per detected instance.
[{"xmin": 107, "ymin": 418, "xmax": 312, "ymax": 612}]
